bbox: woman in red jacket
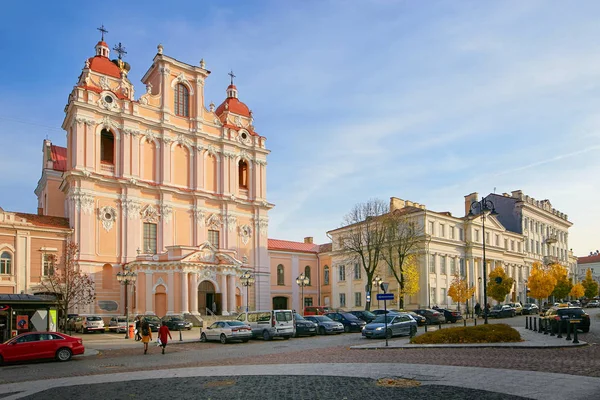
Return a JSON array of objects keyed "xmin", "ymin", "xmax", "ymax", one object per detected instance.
[{"xmin": 158, "ymin": 321, "xmax": 172, "ymax": 354}]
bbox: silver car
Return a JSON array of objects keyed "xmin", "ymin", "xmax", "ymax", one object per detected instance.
[
  {"xmin": 304, "ymin": 315, "xmax": 344, "ymax": 335},
  {"xmin": 108, "ymin": 316, "xmax": 128, "ymax": 333},
  {"xmin": 200, "ymin": 320, "xmax": 253, "ymax": 344},
  {"xmin": 362, "ymin": 313, "xmax": 417, "ymax": 339}
]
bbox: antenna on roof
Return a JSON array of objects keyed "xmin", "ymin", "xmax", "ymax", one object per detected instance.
[{"xmin": 493, "ymin": 187, "xmax": 497, "ymax": 194}]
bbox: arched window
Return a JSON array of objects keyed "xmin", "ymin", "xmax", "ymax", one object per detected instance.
[
  {"xmin": 0, "ymin": 252, "xmax": 12, "ymax": 275},
  {"xmin": 100, "ymin": 129, "xmax": 115, "ymax": 164},
  {"xmin": 174, "ymin": 84, "xmax": 189, "ymax": 117},
  {"xmin": 304, "ymin": 266, "xmax": 311, "ymax": 286},
  {"xmin": 323, "ymin": 265, "xmax": 329, "ymax": 285},
  {"xmin": 238, "ymin": 160, "xmax": 248, "ymax": 189},
  {"xmin": 277, "ymin": 264, "xmax": 284, "ymax": 286}
]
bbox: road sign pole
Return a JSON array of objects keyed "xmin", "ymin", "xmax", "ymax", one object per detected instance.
[{"xmin": 384, "ymin": 298, "xmax": 388, "ymax": 347}]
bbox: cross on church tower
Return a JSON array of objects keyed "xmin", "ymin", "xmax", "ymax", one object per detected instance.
[
  {"xmin": 97, "ymin": 24, "xmax": 108, "ymax": 41},
  {"xmin": 113, "ymin": 42, "xmax": 127, "ymax": 60},
  {"xmin": 228, "ymin": 70, "xmax": 236, "ymax": 85}
]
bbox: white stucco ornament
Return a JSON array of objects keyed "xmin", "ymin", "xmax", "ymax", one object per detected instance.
[
  {"xmin": 98, "ymin": 206, "xmax": 117, "ymax": 231},
  {"xmin": 239, "ymin": 224, "xmax": 252, "ymax": 245},
  {"xmin": 206, "ymin": 214, "xmax": 222, "ymax": 230},
  {"xmin": 140, "ymin": 204, "xmax": 160, "ymax": 223}
]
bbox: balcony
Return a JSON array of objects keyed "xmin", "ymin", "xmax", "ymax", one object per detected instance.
[
  {"xmin": 545, "ymin": 234, "xmax": 558, "ymax": 245},
  {"xmin": 100, "ymin": 162, "xmax": 115, "ymax": 174},
  {"xmin": 543, "ymin": 256, "xmax": 559, "ymax": 265}
]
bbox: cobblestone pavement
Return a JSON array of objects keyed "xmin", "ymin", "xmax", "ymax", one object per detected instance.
[{"xmin": 18, "ymin": 376, "xmax": 528, "ymax": 400}]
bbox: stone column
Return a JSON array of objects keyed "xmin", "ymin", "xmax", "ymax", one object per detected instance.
[
  {"xmin": 145, "ymin": 272, "xmax": 153, "ymax": 314},
  {"xmin": 190, "ymin": 272, "xmax": 199, "ymax": 314},
  {"xmin": 167, "ymin": 271, "xmax": 174, "ymax": 315},
  {"xmin": 220, "ymin": 273, "xmax": 229, "ymax": 315},
  {"xmin": 228, "ymin": 274, "xmax": 236, "ymax": 314},
  {"xmin": 181, "ymin": 272, "xmax": 189, "ymax": 314}
]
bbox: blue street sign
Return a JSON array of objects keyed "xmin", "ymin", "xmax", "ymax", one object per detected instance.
[{"xmin": 377, "ymin": 293, "xmax": 394, "ymax": 301}]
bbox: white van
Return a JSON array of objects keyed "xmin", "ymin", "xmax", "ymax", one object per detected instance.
[{"xmin": 236, "ymin": 310, "xmax": 294, "ymax": 340}]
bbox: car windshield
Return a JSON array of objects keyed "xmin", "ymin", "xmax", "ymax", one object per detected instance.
[
  {"xmin": 373, "ymin": 315, "xmax": 396, "ymax": 324},
  {"xmin": 309, "ymin": 316, "xmax": 332, "ymax": 322},
  {"xmin": 144, "ymin": 316, "xmax": 160, "ymax": 322},
  {"xmin": 225, "ymin": 321, "xmax": 246, "ymax": 326},
  {"xmin": 341, "ymin": 313, "xmax": 360, "ymax": 321},
  {"xmin": 295, "ymin": 313, "xmax": 305, "ymax": 320},
  {"xmin": 558, "ymin": 308, "xmax": 584, "ymax": 316},
  {"xmin": 492, "ymin": 305, "xmax": 503, "ymax": 310},
  {"xmin": 116, "ymin": 317, "xmax": 127, "ymax": 322},
  {"xmin": 275, "ymin": 311, "xmax": 293, "ymax": 322},
  {"xmin": 170, "ymin": 316, "xmax": 185, "ymax": 321},
  {"xmin": 361, "ymin": 311, "xmax": 376, "ymax": 318},
  {"xmin": 87, "ymin": 316, "xmax": 102, "ymax": 321}
]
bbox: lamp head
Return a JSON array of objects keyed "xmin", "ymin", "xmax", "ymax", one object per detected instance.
[
  {"xmin": 490, "ymin": 208, "xmax": 499, "ymax": 216},
  {"xmin": 116, "ymin": 271, "xmax": 124, "ymax": 282}
]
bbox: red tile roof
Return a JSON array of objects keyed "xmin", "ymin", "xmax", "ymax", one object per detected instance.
[
  {"xmin": 215, "ymin": 97, "xmax": 251, "ymax": 117},
  {"xmin": 268, "ymin": 239, "xmax": 319, "ymax": 253},
  {"xmin": 50, "ymin": 145, "xmax": 67, "ymax": 172},
  {"xmin": 13, "ymin": 213, "xmax": 70, "ymax": 229},
  {"xmin": 578, "ymin": 254, "xmax": 600, "ymax": 264},
  {"xmin": 87, "ymin": 56, "xmax": 121, "ymax": 78},
  {"xmin": 318, "ymin": 243, "xmax": 332, "ymax": 253}
]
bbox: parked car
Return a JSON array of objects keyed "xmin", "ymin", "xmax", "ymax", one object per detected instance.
[
  {"xmin": 200, "ymin": 320, "xmax": 252, "ymax": 344},
  {"xmin": 489, "ymin": 305, "xmax": 516, "ymax": 318},
  {"xmin": 293, "ymin": 313, "xmax": 317, "ymax": 337},
  {"xmin": 161, "ymin": 315, "xmax": 192, "ymax": 331},
  {"xmin": 303, "ymin": 306, "xmax": 332, "ymax": 316},
  {"xmin": 304, "ymin": 315, "xmax": 344, "ymax": 335},
  {"xmin": 413, "ymin": 309, "xmax": 445, "ymax": 324},
  {"xmin": 522, "ymin": 303, "xmax": 539, "ymax": 315},
  {"xmin": 362, "ymin": 313, "xmax": 417, "ymax": 339},
  {"xmin": 404, "ymin": 311, "xmax": 426, "ymax": 326},
  {"xmin": 108, "ymin": 316, "xmax": 128, "ymax": 333},
  {"xmin": 507, "ymin": 303, "xmax": 523, "ymax": 315},
  {"xmin": 586, "ymin": 300, "xmax": 600, "ymax": 308},
  {"xmin": 65, "ymin": 316, "xmax": 79, "ymax": 332},
  {"xmin": 0, "ymin": 332, "xmax": 85, "ymax": 364},
  {"xmin": 372, "ymin": 309, "xmax": 394, "ymax": 315},
  {"xmin": 569, "ymin": 300, "xmax": 582, "ymax": 307},
  {"xmin": 325, "ymin": 312, "xmax": 366, "ymax": 333},
  {"xmin": 74, "ymin": 315, "xmax": 105, "ymax": 333},
  {"xmin": 432, "ymin": 307, "xmax": 463, "ymax": 323},
  {"xmin": 141, "ymin": 315, "xmax": 162, "ymax": 332},
  {"xmin": 543, "ymin": 306, "xmax": 590, "ymax": 333},
  {"xmin": 348, "ymin": 310, "xmax": 377, "ymax": 323},
  {"xmin": 236, "ymin": 310, "xmax": 294, "ymax": 340}
]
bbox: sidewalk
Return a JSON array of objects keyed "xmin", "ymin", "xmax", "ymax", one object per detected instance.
[
  {"xmin": 351, "ymin": 327, "xmax": 588, "ymax": 349},
  {"xmin": 72, "ymin": 328, "xmax": 203, "ymax": 350}
]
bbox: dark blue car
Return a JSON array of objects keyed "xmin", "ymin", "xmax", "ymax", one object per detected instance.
[{"xmin": 325, "ymin": 312, "xmax": 366, "ymax": 333}]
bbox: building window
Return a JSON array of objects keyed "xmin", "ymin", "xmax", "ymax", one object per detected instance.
[
  {"xmin": 238, "ymin": 160, "xmax": 248, "ymax": 189},
  {"xmin": 536, "ymin": 241, "xmax": 540, "ymax": 254},
  {"xmin": 440, "ymin": 256, "xmax": 446, "ymax": 275},
  {"xmin": 459, "ymin": 258, "xmax": 465, "ymax": 276},
  {"xmin": 495, "ymin": 234, "xmax": 499, "ymax": 246},
  {"xmin": 304, "ymin": 265, "xmax": 311, "ymax": 286},
  {"xmin": 511, "ymin": 241, "xmax": 515, "ymax": 251},
  {"xmin": 324, "ymin": 265, "xmax": 329, "ymax": 285},
  {"xmin": 474, "ymin": 229, "xmax": 480, "ymax": 242},
  {"xmin": 100, "ymin": 129, "xmax": 115, "ymax": 165},
  {"xmin": 304, "ymin": 297, "xmax": 313, "ymax": 307},
  {"xmin": 450, "ymin": 258, "xmax": 456, "ymax": 275},
  {"xmin": 208, "ymin": 229, "xmax": 220, "ymax": 248},
  {"xmin": 42, "ymin": 253, "xmax": 54, "ymax": 276},
  {"xmin": 339, "ymin": 293, "xmax": 346, "ymax": 308},
  {"xmin": 439, "ymin": 224, "xmax": 445, "ymax": 237},
  {"xmin": 450, "ymin": 226, "xmax": 455, "ymax": 239},
  {"xmin": 485, "ymin": 232, "xmax": 490, "ymax": 244},
  {"xmin": 430, "ymin": 287, "xmax": 436, "ymax": 305},
  {"xmin": 354, "ymin": 292, "xmax": 362, "ymax": 307},
  {"xmin": 428, "ymin": 221, "xmax": 434, "ymax": 235},
  {"xmin": 353, "ymin": 263, "xmax": 361, "ymax": 280},
  {"xmin": 459, "ymin": 228, "xmax": 464, "ymax": 241},
  {"xmin": 530, "ymin": 239, "xmax": 534, "ymax": 253},
  {"xmin": 525, "ymin": 240, "xmax": 529, "ymax": 252},
  {"xmin": 174, "ymin": 83, "xmax": 189, "ymax": 117},
  {"xmin": 504, "ymin": 239, "xmax": 508, "ymax": 249},
  {"xmin": 338, "ymin": 265, "xmax": 346, "ymax": 281},
  {"xmin": 441, "ymin": 288, "xmax": 447, "ymax": 304},
  {"xmin": 277, "ymin": 264, "xmax": 284, "ymax": 285},
  {"xmin": 143, "ymin": 223, "xmax": 157, "ymax": 254},
  {"xmin": 429, "ymin": 254, "xmax": 435, "ymax": 273},
  {"xmin": 0, "ymin": 252, "xmax": 12, "ymax": 275}
]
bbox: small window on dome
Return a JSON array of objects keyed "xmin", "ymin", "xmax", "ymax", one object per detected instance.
[{"xmin": 174, "ymin": 84, "xmax": 189, "ymax": 117}]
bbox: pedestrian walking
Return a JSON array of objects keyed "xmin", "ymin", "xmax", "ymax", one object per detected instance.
[
  {"xmin": 474, "ymin": 302, "xmax": 481, "ymax": 317},
  {"xmin": 141, "ymin": 319, "xmax": 152, "ymax": 354},
  {"xmin": 158, "ymin": 321, "xmax": 172, "ymax": 355},
  {"xmin": 134, "ymin": 316, "xmax": 142, "ymax": 341}
]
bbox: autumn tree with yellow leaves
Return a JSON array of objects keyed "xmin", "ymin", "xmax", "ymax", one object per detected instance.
[
  {"xmin": 527, "ymin": 262, "xmax": 557, "ymax": 307},
  {"xmin": 549, "ymin": 263, "xmax": 572, "ymax": 300},
  {"xmin": 570, "ymin": 282, "xmax": 585, "ymax": 299},
  {"xmin": 448, "ymin": 273, "xmax": 476, "ymax": 312},
  {"xmin": 582, "ymin": 268, "xmax": 599, "ymax": 299},
  {"xmin": 487, "ymin": 266, "xmax": 515, "ymax": 303}
]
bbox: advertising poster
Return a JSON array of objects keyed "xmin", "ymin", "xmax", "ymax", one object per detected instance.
[{"xmin": 16, "ymin": 315, "xmax": 29, "ymax": 330}]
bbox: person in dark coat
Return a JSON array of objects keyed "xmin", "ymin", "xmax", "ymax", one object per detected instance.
[{"xmin": 474, "ymin": 303, "xmax": 481, "ymax": 317}]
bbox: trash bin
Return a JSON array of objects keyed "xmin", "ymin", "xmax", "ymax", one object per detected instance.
[{"xmin": 129, "ymin": 323, "xmax": 135, "ymax": 339}]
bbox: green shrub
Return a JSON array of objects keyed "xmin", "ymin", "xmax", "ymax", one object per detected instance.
[{"xmin": 410, "ymin": 323, "xmax": 521, "ymax": 344}]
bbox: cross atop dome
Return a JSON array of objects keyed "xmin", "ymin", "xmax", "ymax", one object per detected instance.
[
  {"xmin": 228, "ymin": 70, "xmax": 236, "ymax": 85},
  {"xmin": 226, "ymin": 71, "xmax": 238, "ymax": 99},
  {"xmin": 113, "ymin": 42, "xmax": 127, "ymax": 60},
  {"xmin": 97, "ymin": 24, "xmax": 108, "ymax": 41}
]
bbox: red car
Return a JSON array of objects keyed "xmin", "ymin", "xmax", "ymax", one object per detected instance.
[{"xmin": 0, "ymin": 331, "xmax": 85, "ymax": 364}]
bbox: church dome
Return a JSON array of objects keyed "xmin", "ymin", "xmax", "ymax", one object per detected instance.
[{"xmin": 215, "ymin": 84, "xmax": 251, "ymax": 117}]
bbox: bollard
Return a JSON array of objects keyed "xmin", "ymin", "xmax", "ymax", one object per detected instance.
[
  {"xmin": 526, "ymin": 316, "xmax": 529, "ymax": 330},
  {"xmin": 439, "ymin": 322, "xmax": 442, "ymax": 330},
  {"xmin": 533, "ymin": 317, "xmax": 537, "ymax": 332},
  {"xmin": 538, "ymin": 317, "xmax": 543, "ymax": 333},
  {"xmin": 425, "ymin": 323, "xmax": 428, "ymax": 333},
  {"xmin": 463, "ymin": 319, "xmax": 467, "ymax": 327},
  {"xmin": 565, "ymin": 320, "xmax": 572, "ymax": 341},
  {"xmin": 474, "ymin": 317, "xmax": 477, "ymax": 326},
  {"xmin": 179, "ymin": 327, "xmax": 183, "ymax": 342},
  {"xmin": 573, "ymin": 322, "xmax": 579, "ymax": 344},
  {"xmin": 544, "ymin": 319, "xmax": 549, "ymax": 335},
  {"xmin": 557, "ymin": 320, "xmax": 563, "ymax": 339}
]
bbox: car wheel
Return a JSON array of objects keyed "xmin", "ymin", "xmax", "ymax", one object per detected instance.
[
  {"xmin": 200, "ymin": 333, "xmax": 207, "ymax": 342},
  {"xmin": 56, "ymin": 347, "xmax": 72, "ymax": 362},
  {"xmin": 262, "ymin": 330, "xmax": 272, "ymax": 341},
  {"xmin": 319, "ymin": 327, "xmax": 325, "ymax": 335},
  {"xmin": 344, "ymin": 325, "xmax": 350, "ymax": 333},
  {"xmin": 386, "ymin": 329, "xmax": 393, "ymax": 339},
  {"xmin": 220, "ymin": 334, "xmax": 228, "ymax": 344}
]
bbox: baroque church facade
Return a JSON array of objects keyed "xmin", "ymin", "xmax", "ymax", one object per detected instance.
[{"xmin": 36, "ymin": 36, "xmax": 273, "ymax": 319}]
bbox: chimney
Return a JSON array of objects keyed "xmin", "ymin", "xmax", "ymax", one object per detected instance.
[
  {"xmin": 390, "ymin": 197, "xmax": 406, "ymax": 212},
  {"xmin": 37, "ymin": 207, "xmax": 43, "ymax": 216},
  {"xmin": 304, "ymin": 237, "xmax": 313, "ymax": 244},
  {"xmin": 464, "ymin": 192, "xmax": 479, "ymax": 216}
]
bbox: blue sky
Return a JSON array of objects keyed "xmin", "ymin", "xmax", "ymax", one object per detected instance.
[{"xmin": 1, "ymin": 0, "xmax": 599, "ymax": 256}]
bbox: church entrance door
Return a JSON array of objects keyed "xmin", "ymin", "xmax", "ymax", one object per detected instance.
[{"xmin": 198, "ymin": 281, "xmax": 216, "ymax": 315}]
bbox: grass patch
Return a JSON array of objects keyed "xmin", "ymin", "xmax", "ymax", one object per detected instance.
[{"xmin": 410, "ymin": 323, "xmax": 521, "ymax": 344}]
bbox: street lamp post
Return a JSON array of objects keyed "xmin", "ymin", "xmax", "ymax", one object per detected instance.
[
  {"xmin": 478, "ymin": 276, "xmax": 482, "ymax": 316},
  {"xmin": 471, "ymin": 281, "xmax": 475, "ymax": 319},
  {"xmin": 240, "ymin": 271, "xmax": 255, "ymax": 313},
  {"xmin": 468, "ymin": 196, "xmax": 498, "ymax": 325},
  {"xmin": 116, "ymin": 269, "xmax": 137, "ymax": 339},
  {"xmin": 373, "ymin": 276, "xmax": 382, "ymax": 308},
  {"xmin": 296, "ymin": 273, "xmax": 310, "ymax": 312}
]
